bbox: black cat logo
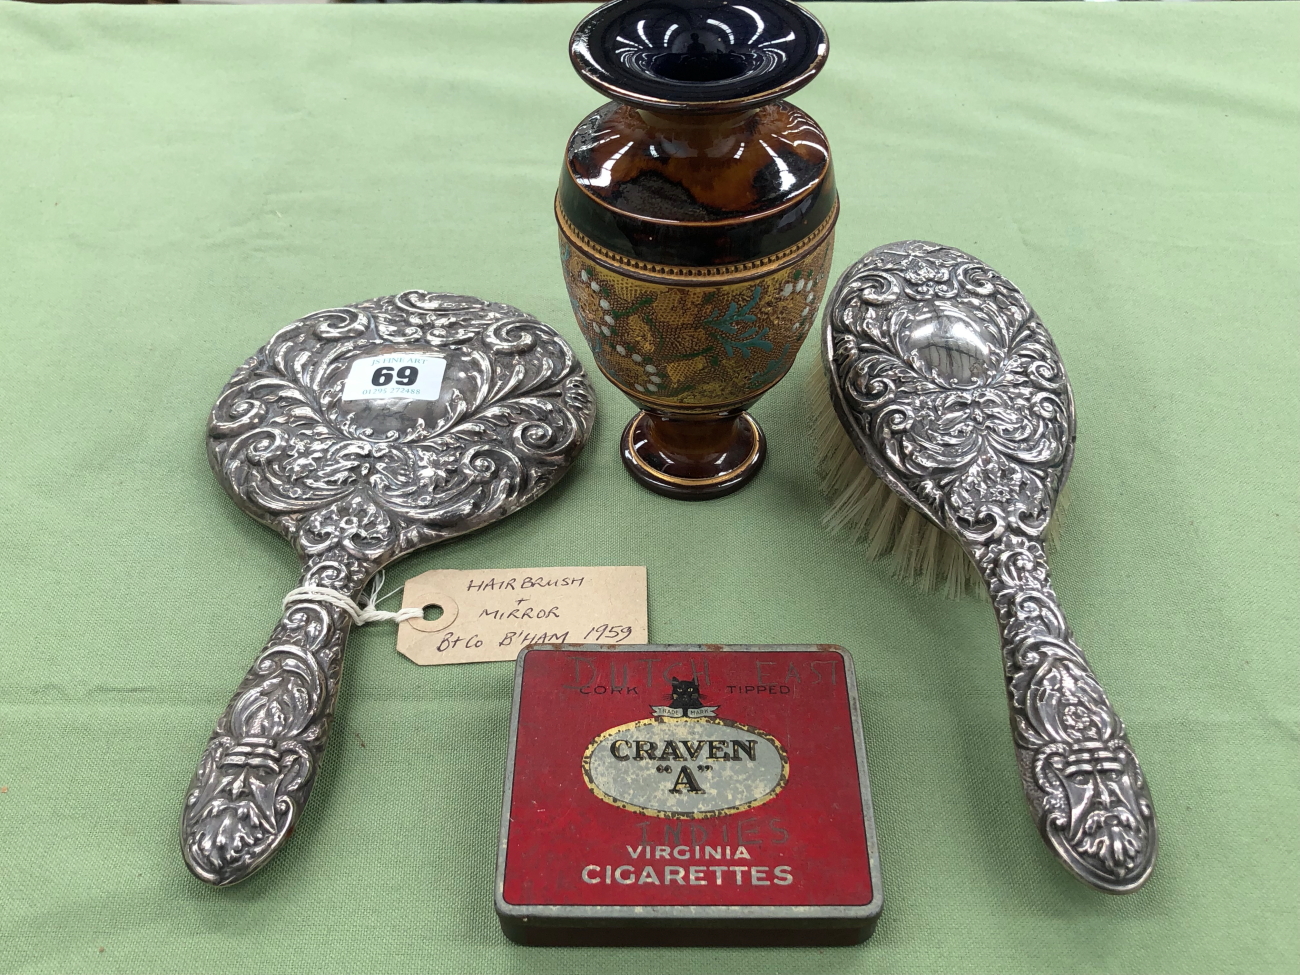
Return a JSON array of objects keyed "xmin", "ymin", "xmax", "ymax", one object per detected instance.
[
  {"xmin": 648, "ymin": 677, "xmax": 717, "ymax": 718},
  {"xmin": 669, "ymin": 677, "xmax": 704, "ymax": 713}
]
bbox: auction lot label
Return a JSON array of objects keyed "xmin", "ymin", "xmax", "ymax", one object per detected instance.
[{"xmin": 340, "ymin": 353, "xmax": 447, "ymax": 402}]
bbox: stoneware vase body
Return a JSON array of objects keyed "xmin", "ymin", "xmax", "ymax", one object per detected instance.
[{"xmin": 558, "ymin": 0, "xmax": 836, "ymax": 499}]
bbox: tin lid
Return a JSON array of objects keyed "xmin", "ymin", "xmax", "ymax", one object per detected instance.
[{"xmin": 496, "ymin": 644, "xmax": 882, "ymax": 943}]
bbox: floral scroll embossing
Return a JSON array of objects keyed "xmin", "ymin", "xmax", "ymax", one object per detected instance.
[
  {"xmin": 826, "ymin": 242, "xmax": 1156, "ymax": 891},
  {"xmin": 183, "ymin": 294, "xmax": 593, "ymax": 886}
]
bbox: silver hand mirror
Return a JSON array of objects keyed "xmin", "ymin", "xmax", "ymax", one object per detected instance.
[
  {"xmin": 822, "ymin": 242, "xmax": 1157, "ymax": 892},
  {"xmin": 183, "ymin": 292, "xmax": 595, "ymax": 886}
]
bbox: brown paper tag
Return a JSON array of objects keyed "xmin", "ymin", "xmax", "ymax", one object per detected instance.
[{"xmin": 395, "ymin": 566, "xmax": 648, "ymax": 666}]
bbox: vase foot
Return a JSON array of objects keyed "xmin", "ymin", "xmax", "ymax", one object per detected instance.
[{"xmin": 620, "ymin": 410, "xmax": 766, "ymax": 501}]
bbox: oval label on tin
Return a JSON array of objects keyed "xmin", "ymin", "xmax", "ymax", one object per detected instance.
[{"xmin": 583, "ymin": 718, "xmax": 788, "ymax": 819}]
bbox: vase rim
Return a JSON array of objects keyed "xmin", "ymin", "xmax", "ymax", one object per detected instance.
[{"xmin": 570, "ymin": 0, "xmax": 829, "ymax": 115}]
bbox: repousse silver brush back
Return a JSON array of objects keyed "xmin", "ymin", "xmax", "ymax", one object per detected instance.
[
  {"xmin": 183, "ymin": 293, "xmax": 594, "ymax": 886},
  {"xmin": 821, "ymin": 241, "xmax": 1157, "ymax": 893}
]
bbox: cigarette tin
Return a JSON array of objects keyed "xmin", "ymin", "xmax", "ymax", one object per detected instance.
[{"xmin": 496, "ymin": 644, "xmax": 882, "ymax": 945}]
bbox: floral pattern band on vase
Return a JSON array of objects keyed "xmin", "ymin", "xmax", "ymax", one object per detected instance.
[{"xmin": 558, "ymin": 0, "xmax": 837, "ymax": 499}]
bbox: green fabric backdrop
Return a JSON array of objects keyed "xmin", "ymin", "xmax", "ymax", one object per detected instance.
[{"xmin": 0, "ymin": 3, "xmax": 1296, "ymax": 972}]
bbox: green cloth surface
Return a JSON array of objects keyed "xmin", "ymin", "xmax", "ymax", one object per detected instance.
[{"xmin": 0, "ymin": 2, "xmax": 1296, "ymax": 972}]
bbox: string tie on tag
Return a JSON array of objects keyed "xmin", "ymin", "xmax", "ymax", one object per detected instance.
[{"xmin": 282, "ymin": 571, "xmax": 422, "ymax": 626}]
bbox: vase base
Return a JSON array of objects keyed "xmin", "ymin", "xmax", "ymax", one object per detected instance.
[{"xmin": 621, "ymin": 410, "xmax": 766, "ymax": 501}]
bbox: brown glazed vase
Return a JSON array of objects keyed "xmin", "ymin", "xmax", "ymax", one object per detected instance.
[{"xmin": 558, "ymin": 0, "xmax": 836, "ymax": 500}]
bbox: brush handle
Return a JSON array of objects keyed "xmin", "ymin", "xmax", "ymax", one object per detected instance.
[
  {"xmin": 180, "ymin": 571, "xmax": 357, "ymax": 886},
  {"xmin": 974, "ymin": 531, "xmax": 1157, "ymax": 893}
]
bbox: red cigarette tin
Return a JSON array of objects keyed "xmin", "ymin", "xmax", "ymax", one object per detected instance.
[{"xmin": 495, "ymin": 644, "xmax": 883, "ymax": 946}]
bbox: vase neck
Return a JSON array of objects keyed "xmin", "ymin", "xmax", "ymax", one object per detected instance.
[{"xmin": 634, "ymin": 108, "xmax": 759, "ymax": 161}]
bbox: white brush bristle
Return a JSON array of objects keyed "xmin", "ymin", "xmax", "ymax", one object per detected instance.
[{"xmin": 809, "ymin": 366, "xmax": 1069, "ymax": 599}]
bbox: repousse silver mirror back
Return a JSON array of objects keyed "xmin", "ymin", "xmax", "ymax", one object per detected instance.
[
  {"xmin": 183, "ymin": 292, "xmax": 594, "ymax": 886},
  {"xmin": 822, "ymin": 241, "xmax": 1157, "ymax": 893}
]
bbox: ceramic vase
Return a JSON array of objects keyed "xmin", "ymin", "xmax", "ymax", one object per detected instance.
[{"xmin": 558, "ymin": 0, "xmax": 837, "ymax": 499}]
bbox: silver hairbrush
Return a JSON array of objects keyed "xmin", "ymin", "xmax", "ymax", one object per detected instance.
[{"xmin": 820, "ymin": 241, "xmax": 1156, "ymax": 892}]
